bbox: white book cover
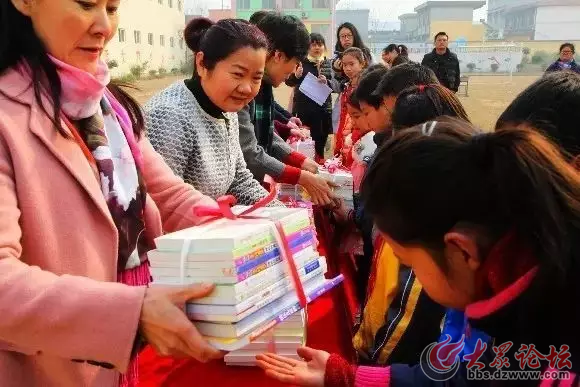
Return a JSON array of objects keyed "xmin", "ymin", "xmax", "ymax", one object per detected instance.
[
  {"xmin": 155, "ymin": 207, "xmax": 309, "ymax": 253},
  {"xmin": 186, "ymin": 258, "xmax": 327, "ymax": 322},
  {"xmin": 153, "ymin": 252, "xmax": 322, "ymax": 305}
]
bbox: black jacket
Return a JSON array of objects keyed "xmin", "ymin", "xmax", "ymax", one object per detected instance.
[
  {"xmin": 285, "ymin": 57, "xmax": 333, "ymax": 115},
  {"xmin": 421, "ymin": 48, "xmax": 461, "ymax": 92}
]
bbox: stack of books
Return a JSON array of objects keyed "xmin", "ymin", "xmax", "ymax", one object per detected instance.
[
  {"xmin": 149, "ymin": 206, "xmax": 344, "ymax": 353},
  {"xmin": 319, "ymin": 168, "xmax": 354, "ymax": 210},
  {"xmin": 278, "ymin": 184, "xmax": 311, "ymax": 202},
  {"xmin": 224, "ymin": 310, "xmax": 306, "ymax": 366}
]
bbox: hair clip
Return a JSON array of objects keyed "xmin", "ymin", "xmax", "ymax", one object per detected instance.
[
  {"xmin": 418, "ymin": 84, "xmax": 426, "ymax": 93},
  {"xmin": 421, "ymin": 121, "xmax": 437, "ymax": 136}
]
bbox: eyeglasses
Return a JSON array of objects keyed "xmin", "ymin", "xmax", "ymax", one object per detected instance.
[
  {"xmin": 562, "ymin": 50, "xmax": 574, "ymax": 54},
  {"xmin": 339, "ymin": 34, "xmax": 353, "ymax": 39}
]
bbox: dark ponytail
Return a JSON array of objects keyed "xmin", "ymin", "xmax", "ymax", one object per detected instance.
[
  {"xmin": 184, "ymin": 17, "xmax": 268, "ymax": 73},
  {"xmin": 363, "ymin": 117, "xmax": 580, "ymax": 277},
  {"xmin": 397, "ymin": 45, "xmax": 409, "ymax": 57}
]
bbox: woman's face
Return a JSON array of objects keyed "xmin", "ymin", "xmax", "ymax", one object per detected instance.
[
  {"xmin": 382, "ymin": 232, "xmax": 481, "ymax": 310},
  {"xmin": 197, "ymin": 47, "xmax": 266, "ymax": 113},
  {"xmin": 339, "ymin": 27, "xmax": 354, "ymax": 49},
  {"xmin": 560, "ymin": 46, "xmax": 575, "ymax": 62},
  {"xmin": 382, "ymin": 50, "xmax": 397, "ymax": 65},
  {"xmin": 12, "ymin": 0, "xmax": 120, "ymax": 74},
  {"xmin": 309, "ymin": 42, "xmax": 325, "ymax": 58},
  {"xmin": 341, "ymin": 53, "xmax": 364, "ymax": 80}
]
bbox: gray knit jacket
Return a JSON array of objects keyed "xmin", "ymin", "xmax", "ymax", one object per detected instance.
[{"xmin": 144, "ymin": 81, "xmax": 271, "ymax": 206}]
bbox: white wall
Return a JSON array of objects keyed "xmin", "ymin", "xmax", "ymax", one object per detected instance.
[
  {"xmin": 534, "ymin": 6, "xmax": 580, "ymax": 41},
  {"xmin": 104, "ymin": 0, "xmax": 187, "ymax": 76}
]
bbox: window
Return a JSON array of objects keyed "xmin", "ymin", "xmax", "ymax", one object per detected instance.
[
  {"xmin": 179, "ymin": 38, "xmax": 184, "ymax": 49},
  {"xmin": 313, "ymin": 0, "xmax": 330, "ymax": 8},
  {"xmin": 178, "ymin": 0, "xmax": 182, "ymax": 11},
  {"xmin": 311, "ymin": 24, "xmax": 331, "ymax": 47},
  {"xmin": 160, "ymin": 35, "xmax": 165, "ymax": 46},
  {"xmin": 238, "ymin": 0, "xmax": 250, "ymax": 9},
  {"xmin": 282, "ymin": 0, "xmax": 299, "ymax": 8},
  {"xmin": 118, "ymin": 28, "xmax": 126, "ymax": 42},
  {"xmin": 168, "ymin": 0, "xmax": 173, "ymax": 7},
  {"xmin": 158, "ymin": 0, "xmax": 163, "ymax": 4},
  {"xmin": 148, "ymin": 33, "xmax": 154, "ymax": 45},
  {"xmin": 170, "ymin": 37, "xmax": 175, "ymax": 47},
  {"xmin": 134, "ymin": 30, "xmax": 141, "ymax": 44},
  {"xmin": 262, "ymin": 0, "xmax": 275, "ymax": 8}
]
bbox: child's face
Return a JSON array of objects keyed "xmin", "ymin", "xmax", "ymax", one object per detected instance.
[
  {"xmin": 309, "ymin": 41, "xmax": 325, "ymax": 58},
  {"xmin": 341, "ymin": 53, "xmax": 364, "ymax": 80},
  {"xmin": 346, "ymin": 104, "xmax": 369, "ymax": 132},
  {"xmin": 359, "ymin": 100, "xmax": 391, "ymax": 132},
  {"xmin": 382, "ymin": 231, "xmax": 481, "ymax": 310}
]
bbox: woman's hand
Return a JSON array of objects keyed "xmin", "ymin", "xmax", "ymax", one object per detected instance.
[
  {"xmin": 301, "ymin": 158, "xmax": 319, "ymax": 174},
  {"xmin": 318, "ymin": 74, "xmax": 327, "ymax": 84},
  {"xmin": 333, "ymin": 58, "xmax": 342, "ymax": 71},
  {"xmin": 139, "ymin": 283, "xmax": 224, "ymax": 362},
  {"xmin": 289, "ymin": 116, "xmax": 303, "ymax": 127},
  {"xmin": 256, "ymin": 347, "xmax": 330, "ymax": 387},
  {"xmin": 298, "ymin": 171, "xmax": 336, "ymax": 206}
]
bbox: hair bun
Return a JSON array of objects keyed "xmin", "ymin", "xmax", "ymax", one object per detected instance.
[{"xmin": 184, "ymin": 17, "xmax": 215, "ymax": 52}]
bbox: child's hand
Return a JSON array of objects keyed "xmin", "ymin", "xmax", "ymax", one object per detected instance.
[
  {"xmin": 295, "ymin": 63, "xmax": 304, "ymax": 78},
  {"xmin": 257, "ymin": 347, "xmax": 330, "ymax": 387},
  {"xmin": 331, "ymin": 199, "xmax": 350, "ymax": 223}
]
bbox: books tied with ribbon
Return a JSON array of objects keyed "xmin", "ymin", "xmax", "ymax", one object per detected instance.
[
  {"xmin": 319, "ymin": 158, "xmax": 353, "ymax": 210},
  {"xmin": 149, "ymin": 188, "xmax": 344, "ymax": 355}
]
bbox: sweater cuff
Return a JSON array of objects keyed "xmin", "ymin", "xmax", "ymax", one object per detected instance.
[
  {"xmin": 278, "ymin": 165, "xmax": 302, "ymax": 185},
  {"xmin": 354, "ymin": 366, "xmax": 391, "ymax": 387},
  {"xmin": 284, "ymin": 151, "xmax": 307, "ymax": 168},
  {"xmin": 325, "ymin": 354, "xmax": 356, "ymax": 387}
]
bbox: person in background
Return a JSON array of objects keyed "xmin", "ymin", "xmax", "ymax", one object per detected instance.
[
  {"xmin": 258, "ymin": 116, "xmax": 580, "ymax": 386},
  {"xmin": 381, "ymin": 44, "xmax": 409, "ymax": 68},
  {"xmin": 334, "ymin": 47, "xmax": 368, "ymax": 167},
  {"xmin": 249, "ymin": 10, "xmax": 305, "ymax": 136},
  {"xmin": 0, "ymin": 1, "xmax": 224, "ymax": 386},
  {"xmin": 421, "ymin": 32, "xmax": 460, "ymax": 92},
  {"xmin": 238, "ymin": 13, "xmax": 336, "ymax": 206},
  {"xmin": 331, "ymin": 22, "xmax": 373, "ymax": 89},
  {"xmin": 146, "ymin": 18, "xmax": 274, "ymax": 206},
  {"xmin": 545, "ymin": 43, "xmax": 580, "ymax": 74},
  {"xmin": 286, "ymin": 32, "xmax": 333, "ymax": 161},
  {"xmin": 497, "ymin": 71, "xmax": 580, "ymax": 162}
]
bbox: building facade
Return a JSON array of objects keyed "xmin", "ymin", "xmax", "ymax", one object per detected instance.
[
  {"xmin": 105, "ymin": 0, "xmax": 187, "ymax": 76},
  {"xmin": 488, "ymin": 0, "xmax": 580, "ymax": 41},
  {"xmin": 413, "ymin": 1, "xmax": 486, "ymax": 42},
  {"xmin": 232, "ymin": 0, "xmax": 334, "ymax": 50}
]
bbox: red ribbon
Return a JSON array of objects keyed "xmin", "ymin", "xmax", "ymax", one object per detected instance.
[{"xmin": 193, "ymin": 177, "xmax": 308, "ymax": 309}]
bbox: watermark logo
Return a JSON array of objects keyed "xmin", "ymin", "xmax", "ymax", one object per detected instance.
[{"xmin": 420, "ymin": 334, "xmax": 465, "ymax": 381}]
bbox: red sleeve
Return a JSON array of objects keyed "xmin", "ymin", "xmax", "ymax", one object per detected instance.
[
  {"xmin": 274, "ymin": 120, "xmax": 291, "ymax": 141},
  {"xmin": 276, "ymin": 165, "xmax": 302, "ymax": 185},
  {"xmin": 284, "ymin": 151, "xmax": 307, "ymax": 168},
  {"xmin": 325, "ymin": 354, "xmax": 356, "ymax": 387}
]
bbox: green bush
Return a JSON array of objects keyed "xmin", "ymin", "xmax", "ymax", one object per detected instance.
[
  {"xmin": 149, "ymin": 69, "xmax": 158, "ymax": 77},
  {"xmin": 522, "ymin": 47, "xmax": 531, "ymax": 56},
  {"xmin": 171, "ymin": 68, "xmax": 179, "ymax": 74},
  {"xmin": 158, "ymin": 67, "xmax": 167, "ymax": 76},
  {"xmin": 107, "ymin": 60, "xmax": 118, "ymax": 69},
  {"xmin": 130, "ymin": 65, "xmax": 144, "ymax": 78},
  {"xmin": 180, "ymin": 61, "xmax": 194, "ymax": 75},
  {"xmin": 113, "ymin": 73, "xmax": 137, "ymax": 83},
  {"xmin": 466, "ymin": 62, "xmax": 476, "ymax": 72},
  {"xmin": 531, "ymin": 50, "xmax": 552, "ymax": 65},
  {"xmin": 491, "ymin": 63, "xmax": 500, "ymax": 72},
  {"xmin": 516, "ymin": 63, "xmax": 525, "ymax": 72}
]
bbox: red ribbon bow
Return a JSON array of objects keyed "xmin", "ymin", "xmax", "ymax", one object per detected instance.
[{"xmin": 193, "ymin": 178, "xmax": 308, "ymax": 310}]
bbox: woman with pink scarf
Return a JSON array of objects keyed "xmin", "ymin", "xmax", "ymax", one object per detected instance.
[{"xmin": 0, "ymin": 1, "xmax": 225, "ymax": 386}]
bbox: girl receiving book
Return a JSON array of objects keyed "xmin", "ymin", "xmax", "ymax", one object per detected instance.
[
  {"xmin": 334, "ymin": 47, "xmax": 368, "ymax": 168},
  {"xmin": 257, "ymin": 116, "xmax": 580, "ymax": 385}
]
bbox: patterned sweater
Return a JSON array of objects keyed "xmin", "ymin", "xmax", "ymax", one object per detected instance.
[{"xmin": 144, "ymin": 80, "xmax": 271, "ymax": 206}]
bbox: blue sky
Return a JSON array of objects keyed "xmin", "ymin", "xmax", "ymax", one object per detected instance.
[{"xmin": 186, "ymin": 0, "xmax": 488, "ymax": 22}]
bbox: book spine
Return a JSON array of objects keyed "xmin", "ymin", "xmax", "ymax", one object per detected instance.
[
  {"xmin": 234, "ymin": 231, "xmax": 313, "ymax": 275},
  {"xmin": 235, "ymin": 239, "xmax": 314, "ymax": 282},
  {"xmin": 248, "ymin": 275, "xmax": 344, "ymax": 341}
]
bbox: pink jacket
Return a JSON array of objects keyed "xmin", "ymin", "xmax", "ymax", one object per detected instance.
[{"xmin": 0, "ymin": 68, "xmax": 216, "ymax": 386}]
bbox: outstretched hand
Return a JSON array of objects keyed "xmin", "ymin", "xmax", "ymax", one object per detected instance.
[{"xmin": 256, "ymin": 347, "xmax": 330, "ymax": 387}]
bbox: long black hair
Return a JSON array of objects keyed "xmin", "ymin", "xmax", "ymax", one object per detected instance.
[
  {"xmin": 496, "ymin": 71, "xmax": 580, "ymax": 159},
  {"xmin": 335, "ymin": 22, "xmax": 370, "ymax": 57},
  {"xmin": 0, "ymin": 2, "xmax": 144, "ymax": 137},
  {"xmin": 363, "ymin": 117, "xmax": 580, "ymax": 280}
]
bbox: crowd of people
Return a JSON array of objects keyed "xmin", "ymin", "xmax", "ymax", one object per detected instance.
[{"xmin": 1, "ymin": 1, "xmax": 580, "ymax": 387}]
